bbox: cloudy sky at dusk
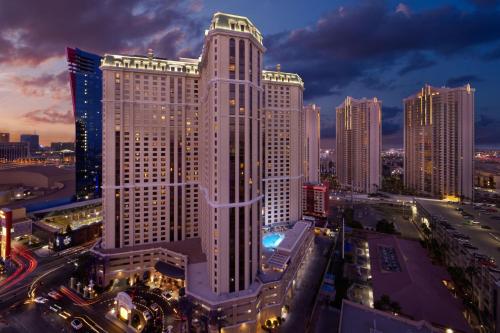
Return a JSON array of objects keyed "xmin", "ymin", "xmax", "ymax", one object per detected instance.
[{"xmin": 1, "ymin": 0, "xmax": 500, "ymax": 147}]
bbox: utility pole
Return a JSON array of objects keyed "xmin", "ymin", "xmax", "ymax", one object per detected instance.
[{"xmin": 341, "ymin": 217, "xmax": 345, "ymax": 260}]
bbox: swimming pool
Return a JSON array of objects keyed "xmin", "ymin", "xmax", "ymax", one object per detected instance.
[{"xmin": 262, "ymin": 232, "xmax": 285, "ymax": 249}]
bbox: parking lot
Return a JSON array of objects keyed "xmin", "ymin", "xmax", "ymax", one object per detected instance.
[{"xmin": 418, "ymin": 200, "xmax": 500, "ymax": 266}]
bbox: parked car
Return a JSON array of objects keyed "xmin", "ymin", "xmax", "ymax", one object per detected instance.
[
  {"xmin": 150, "ymin": 303, "xmax": 160, "ymax": 314},
  {"xmin": 71, "ymin": 319, "xmax": 83, "ymax": 330},
  {"xmin": 143, "ymin": 310, "xmax": 153, "ymax": 321}
]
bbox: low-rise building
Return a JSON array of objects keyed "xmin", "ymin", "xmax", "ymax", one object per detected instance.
[
  {"xmin": 91, "ymin": 221, "xmax": 314, "ymax": 332},
  {"xmin": 339, "ymin": 299, "xmax": 445, "ymax": 333},
  {"xmin": 302, "ymin": 183, "xmax": 328, "ymax": 218},
  {"xmin": 0, "ymin": 207, "xmax": 33, "ymax": 260},
  {"xmin": 414, "ymin": 199, "xmax": 500, "ymax": 333},
  {"xmin": 475, "ymin": 163, "xmax": 500, "ymax": 191},
  {"xmin": 0, "ymin": 142, "xmax": 29, "ymax": 161}
]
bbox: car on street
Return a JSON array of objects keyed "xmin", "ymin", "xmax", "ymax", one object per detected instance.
[
  {"xmin": 143, "ymin": 310, "xmax": 153, "ymax": 321},
  {"xmin": 48, "ymin": 290, "xmax": 62, "ymax": 300},
  {"xmin": 49, "ymin": 304, "xmax": 62, "ymax": 313},
  {"xmin": 34, "ymin": 296, "xmax": 48, "ymax": 304},
  {"xmin": 150, "ymin": 303, "xmax": 160, "ymax": 314},
  {"xmin": 71, "ymin": 319, "xmax": 83, "ymax": 330},
  {"xmin": 161, "ymin": 291, "xmax": 172, "ymax": 300}
]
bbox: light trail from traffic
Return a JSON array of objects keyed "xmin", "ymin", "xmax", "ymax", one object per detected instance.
[
  {"xmin": 0, "ymin": 246, "xmax": 39, "ymax": 293},
  {"xmin": 0, "ymin": 253, "xmax": 24, "ymax": 291}
]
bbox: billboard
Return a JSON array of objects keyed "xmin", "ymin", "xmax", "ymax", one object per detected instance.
[{"xmin": 52, "ymin": 232, "xmax": 73, "ymax": 251}]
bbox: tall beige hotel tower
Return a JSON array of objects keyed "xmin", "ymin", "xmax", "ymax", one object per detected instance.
[
  {"xmin": 94, "ymin": 13, "xmax": 314, "ymax": 332},
  {"xmin": 404, "ymin": 84, "xmax": 474, "ymax": 200},
  {"xmin": 336, "ymin": 97, "xmax": 382, "ymax": 193}
]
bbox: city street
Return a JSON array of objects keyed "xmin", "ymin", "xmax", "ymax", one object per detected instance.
[
  {"xmin": 0, "ymin": 241, "xmax": 124, "ymax": 333},
  {"xmin": 279, "ymin": 235, "xmax": 333, "ymax": 333}
]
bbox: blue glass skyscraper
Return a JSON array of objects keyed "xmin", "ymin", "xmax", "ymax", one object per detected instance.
[{"xmin": 67, "ymin": 48, "xmax": 102, "ymax": 200}]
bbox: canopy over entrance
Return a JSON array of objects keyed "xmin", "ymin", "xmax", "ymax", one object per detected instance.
[{"xmin": 154, "ymin": 261, "xmax": 184, "ymax": 280}]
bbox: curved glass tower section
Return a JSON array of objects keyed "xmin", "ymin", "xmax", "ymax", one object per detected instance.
[{"xmin": 67, "ymin": 47, "xmax": 103, "ymax": 200}]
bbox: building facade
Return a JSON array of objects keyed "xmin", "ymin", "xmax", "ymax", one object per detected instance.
[
  {"xmin": 67, "ymin": 48, "xmax": 103, "ymax": 200},
  {"xmin": 404, "ymin": 84, "xmax": 474, "ymax": 200},
  {"xmin": 51, "ymin": 142, "xmax": 75, "ymax": 152},
  {"xmin": 262, "ymin": 69, "xmax": 304, "ymax": 226},
  {"xmin": 304, "ymin": 104, "xmax": 320, "ymax": 184},
  {"xmin": 336, "ymin": 97, "xmax": 381, "ymax": 194},
  {"xmin": 414, "ymin": 199, "xmax": 500, "ymax": 333},
  {"xmin": 93, "ymin": 12, "xmax": 312, "ymax": 332},
  {"xmin": 0, "ymin": 133, "xmax": 10, "ymax": 143},
  {"xmin": 20, "ymin": 134, "xmax": 39, "ymax": 154},
  {"xmin": 0, "ymin": 142, "xmax": 29, "ymax": 161},
  {"xmin": 302, "ymin": 183, "xmax": 327, "ymax": 218}
]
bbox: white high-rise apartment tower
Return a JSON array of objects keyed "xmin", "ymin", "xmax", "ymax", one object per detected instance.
[
  {"xmin": 304, "ymin": 104, "xmax": 321, "ymax": 183},
  {"xmin": 336, "ymin": 97, "xmax": 381, "ymax": 193},
  {"xmin": 262, "ymin": 68, "xmax": 304, "ymax": 226},
  {"xmin": 404, "ymin": 84, "xmax": 474, "ymax": 200}
]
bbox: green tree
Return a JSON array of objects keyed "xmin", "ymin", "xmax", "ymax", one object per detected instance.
[
  {"xmin": 376, "ymin": 219, "xmax": 396, "ymax": 234},
  {"xmin": 374, "ymin": 294, "xmax": 402, "ymax": 314}
]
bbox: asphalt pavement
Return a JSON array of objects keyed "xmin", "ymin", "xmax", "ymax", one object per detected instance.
[{"xmin": 279, "ymin": 235, "xmax": 333, "ymax": 333}]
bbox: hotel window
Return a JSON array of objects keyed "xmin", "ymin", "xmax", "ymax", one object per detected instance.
[
  {"xmin": 239, "ymin": 40, "xmax": 245, "ymax": 80},
  {"xmin": 229, "ymin": 38, "xmax": 236, "ymax": 79}
]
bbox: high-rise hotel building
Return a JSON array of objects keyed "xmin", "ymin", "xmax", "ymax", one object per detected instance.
[
  {"xmin": 404, "ymin": 84, "xmax": 474, "ymax": 200},
  {"xmin": 94, "ymin": 13, "xmax": 313, "ymax": 332},
  {"xmin": 262, "ymin": 68, "xmax": 304, "ymax": 226},
  {"xmin": 196, "ymin": 13, "xmax": 264, "ymax": 294},
  {"xmin": 336, "ymin": 97, "xmax": 381, "ymax": 194}
]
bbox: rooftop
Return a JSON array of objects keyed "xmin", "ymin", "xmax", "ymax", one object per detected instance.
[
  {"xmin": 336, "ymin": 96, "xmax": 382, "ymax": 110},
  {"xmin": 416, "ymin": 199, "xmax": 500, "ymax": 267},
  {"xmin": 95, "ymin": 237, "xmax": 206, "ymax": 264},
  {"xmin": 101, "ymin": 52, "xmax": 200, "ymax": 75},
  {"xmin": 0, "ymin": 165, "xmax": 73, "ymax": 179},
  {"xmin": 367, "ymin": 232, "xmax": 472, "ymax": 332},
  {"xmin": 208, "ymin": 12, "xmax": 263, "ymax": 45},
  {"xmin": 31, "ymin": 198, "xmax": 101, "ymax": 215},
  {"xmin": 339, "ymin": 300, "xmax": 443, "ymax": 333},
  {"xmin": 187, "ymin": 261, "xmax": 262, "ymax": 305},
  {"xmin": 262, "ymin": 70, "xmax": 304, "ymax": 87},
  {"xmin": 276, "ymin": 220, "xmax": 311, "ymax": 254},
  {"xmin": 404, "ymin": 84, "xmax": 474, "ymax": 101}
]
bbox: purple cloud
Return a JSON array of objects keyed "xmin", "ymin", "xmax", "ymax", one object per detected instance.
[
  {"xmin": 0, "ymin": 0, "xmax": 204, "ymax": 65},
  {"xmin": 23, "ymin": 108, "xmax": 74, "ymax": 125}
]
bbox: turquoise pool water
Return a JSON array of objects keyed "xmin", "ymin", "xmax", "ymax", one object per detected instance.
[{"xmin": 262, "ymin": 232, "xmax": 285, "ymax": 249}]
